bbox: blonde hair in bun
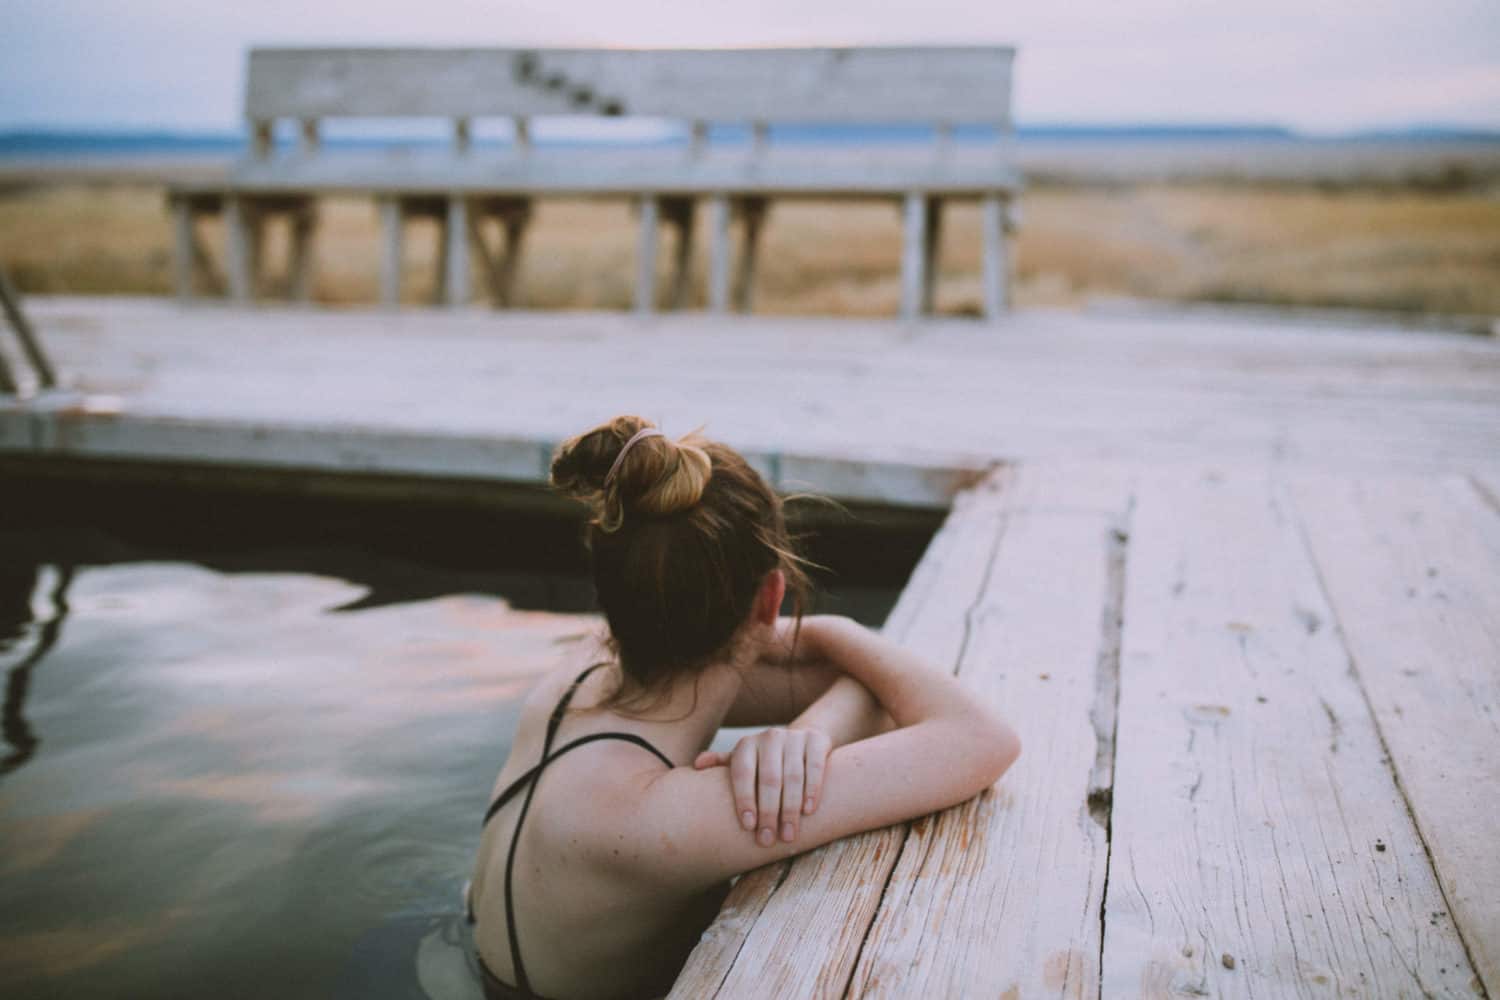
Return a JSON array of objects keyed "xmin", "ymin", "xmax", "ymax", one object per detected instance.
[{"xmin": 550, "ymin": 416, "xmax": 712, "ymax": 532}]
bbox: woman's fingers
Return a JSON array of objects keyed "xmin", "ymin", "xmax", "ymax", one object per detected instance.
[
  {"xmin": 754, "ymin": 729, "xmax": 785, "ymax": 847},
  {"xmin": 694, "ymin": 750, "xmax": 725, "ymax": 769},
  {"xmin": 803, "ymin": 731, "xmax": 830, "ymax": 815},
  {"xmin": 729, "ymin": 738, "xmax": 758, "ymax": 832},
  {"xmin": 779, "ymin": 733, "xmax": 805, "ymax": 842}
]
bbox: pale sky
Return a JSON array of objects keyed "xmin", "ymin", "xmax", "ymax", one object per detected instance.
[{"xmin": 3, "ymin": 0, "xmax": 1498, "ymax": 133}]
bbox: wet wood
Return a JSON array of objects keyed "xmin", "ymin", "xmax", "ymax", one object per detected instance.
[
  {"xmin": 670, "ymin": 467, "xmax": 1014, "ymax": 998},
  {"xmin": 847, "ymin": 463, "xmax": 1132, "ymax": 999},
  {"xmin": 1103, "ymin": 467, "xmax": 1478, "ymax": 997},
  {"xmin": 1290, "ymin": 472, "xmax": 1500, "ymax": 995}
]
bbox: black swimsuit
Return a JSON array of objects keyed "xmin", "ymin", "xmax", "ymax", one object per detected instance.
[{"xmin": 468, "ymin": 663, "xmax": 674, "ymax": 1000}]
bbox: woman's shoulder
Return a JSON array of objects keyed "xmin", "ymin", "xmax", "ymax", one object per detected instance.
[{"xmin": 516, "ymin": 633, "xmax": 612, "ymax": 725}]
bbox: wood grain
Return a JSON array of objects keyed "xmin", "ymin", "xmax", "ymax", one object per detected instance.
[
  {"xmin": 1103, "ymin": 467, "xmax": 1478, "ymax": 997},
  {"xmin": 670, "ymin": 468, "xmax": 1012, "ymax": 998},
  {"xmin": 1291, "ymin": 472, "xmax": 1500, "ymax": 995},
  {"xmin": 847, "ymin": 462, "xmax": 1133, "ymax": 999}
]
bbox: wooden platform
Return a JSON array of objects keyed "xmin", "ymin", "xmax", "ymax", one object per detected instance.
[
  {"xmin": 2, "ymin": 297, "xmax": 1498, "ymax": 996},
  {"xmin": 675, "ymin": 462, "xmax": 1498, "ymax": 998},
  {"xmin": 3, "ymin": 297, "xmax": 1498, "ymax": 500}
]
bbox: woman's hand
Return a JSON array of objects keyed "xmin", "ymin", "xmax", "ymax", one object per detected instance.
[{"xmin": 693, "ymin": 726, "xmax": 833, "ymax": 847}]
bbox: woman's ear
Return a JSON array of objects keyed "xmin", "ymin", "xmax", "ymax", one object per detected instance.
[{"xmin": 756, "ymin": 569, "xmax": 786, "ymax": 626}]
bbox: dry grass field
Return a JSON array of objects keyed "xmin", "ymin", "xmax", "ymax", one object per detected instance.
[{"xmin": 2, "ymin": 181, "xmax": 1497, "ymax": 316}]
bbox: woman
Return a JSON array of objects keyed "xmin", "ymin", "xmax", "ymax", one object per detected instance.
[{"xmin": 467, "ymin": 416, "xmax": 1020, "ymax": 1000}]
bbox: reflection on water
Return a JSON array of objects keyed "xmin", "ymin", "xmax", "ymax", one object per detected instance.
[
  {"xmin": 0, "ymin": 478, "xmax": 928, "ymax": 1000},
  {"xmin": 2, "ymin": 563, "xmax": 73, "ymax": 775},
  {"xmin": 0, "ymin": 559, "xmax": 592, "ymax": 999}
]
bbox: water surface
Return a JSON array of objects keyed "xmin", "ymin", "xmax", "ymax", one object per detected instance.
[{"xmin": 0, "ymin": 477, "xmax": 927, "ymax": 999}]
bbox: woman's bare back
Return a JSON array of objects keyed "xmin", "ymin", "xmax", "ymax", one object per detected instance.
[{"xmin": 469, "ymin": 661, "xmax": 730, "ymax": 1000}]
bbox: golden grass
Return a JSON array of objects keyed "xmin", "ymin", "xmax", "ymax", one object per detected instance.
[{"xmin": 2, "ymin": 182, "xmax": 1497, "ymax": 315}]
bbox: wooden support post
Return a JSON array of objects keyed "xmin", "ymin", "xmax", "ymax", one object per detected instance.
[
  {"xmin": 981, "ymin": 194, "xmax": 1010, "ymax": 320},
  {"xmin": 224, "ymin": 195, "xmax": 253, "ymax": 303},
  {"xmin": 247, "ymin": 209, "xmax": 266, "ymax": 300},
  {"xmin": 635, "ymin": 194, "xmax": 659, "ymax": 315},
  {"xmin": 751, "ymin": 122, "xmax": 769, "ymax": 156},
  {"xmin": 900, "ymin": 191, "xmax": 927, "ymax": 321},
  {"xmin": 733, "ymin": 197, "xmax": 767, "ymax": 313},
  {"xmin": 171, "ymin": 196, "xmax": 196, "ymax": 301},
  {"xmin": 251, "ymin": 120, "xmax": 273, "ymax": 160},
  {"xmin": 454, "ymin": 117, "xmax": 472, "ymax": 155},
  {"xmin": 466, "ymin": 204, "xmax": 525, "ymax": 309},
  {"xmin": 665, "ymin": 198, "xmax": 697, "ymax": 311},
  {"xmin": 288, "ymin": 202, "xmax": 317, "ymax": 303},
  {"xmin": 444, "ymin": 195, "xmax": 470, "ymax": 307},
  {"xmin": 496, "ymin": 201, "xmax": 531, "ymax": 308},
  {"xmin": 379, "ymin": 196, "xmax": 403, "ymax": 308},
  {"xmin": 708, "ymin": 194, "xmax": 731, "ymax": 314},
  {"xmin": 690, "ymin": 121, "xmax": 709, "ymax": 159},
  {"xmin": 922, "ymin": 196, "xmax": 944, "ymax": 316},
  {"xmin": 299, "ymin": 118, "xmax": 320, "ymax": 155},
  {"xmin": 514, "ymin": 117, "xmax": 531, "ymax": 155},
  {"xmin": 190, "ymin": 226, "xmax": 221, "ymax": 296}
]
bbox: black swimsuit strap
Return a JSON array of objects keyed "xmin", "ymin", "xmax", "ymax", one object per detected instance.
[
  {"xmin": 482, "ymin": 663, "xmax": 608, "ymax": 828},
  {"xmin": 482, "ymin": 662, "xmax": 674, "ymax": 999},
  {"xmin": 502, "ymin": 732, "xmax": 674, "ymax": 997}
]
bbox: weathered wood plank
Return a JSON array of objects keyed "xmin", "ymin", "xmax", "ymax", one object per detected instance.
[
  {"xmin": 15, "ymin": 301, "xmax": 1500, "ymax": 486},
  {"xmin": 1104, "ymin": 467, "xmax": 1478, "ymax": 997},
  {"xmin": 221, "ymin": 148, "xmax": 1022, "ymax": 197},
  {"xmin": 288, "ymin": 205, "xmax": 316, "ymax": 303},
  {"xmin": 378, "ymin": 196, "xmax": 402, "ymax": 307},
  {"xmin": 848, "ymin": 462, "xmax": 1133, "ymax": 999},
  {"xmin": 664, "ymin": 198, "xmax": 696, "ymax": 311},
  {"xmin": 170, "ymin": 197, "xmax": 195, "ymax": 301},
  {"xmin": 1291, "ymin": 472, "xmax": 1500, "ymax": 994},
  {"xmin": 671, "ymin": 467, "xmax": 1013, "ymax": 998},
  {"xmin": 246, "ymin": 47, "xmax": 1014, "ymax": 125},
  {"xmin": 900, "ymin": 192, "xmax": 926, "ymax": 322},
  {"xmin": 981, "ymin": 194, "xmax": 1009, "ymax": 319},
  {"xmin": 920, "ymin": 196, "xmax": 943, "ymax": 316},
  {"xmin": 635, "ymin": 195, "xmax": 659, "ymax": 315},
  {"xmin": 707, "ymin": 195, "xmax": 731, "ymax": 314},
  {"xmin": 444, "ymin": 196, "xmax": 469, "ymax": 307},
  {"xmin": 223, "ymin": 196, "xmax": 252, "ymax": 303},
  {"xmin": 495, "ymin": 203, "xmax": 530, "ymax": 309},
  {"xmin": 732, "ymin": 199, "xmax": 766, "ymax": 314}
]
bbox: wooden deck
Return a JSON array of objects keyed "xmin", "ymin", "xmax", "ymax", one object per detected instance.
[
  {"xmin": 2, "ymin": 298, "xmax": 1498, "ymax": 996},
  {"xmin": 672, "ymin": 462, "xmax": 1497, "ymax": 997}
]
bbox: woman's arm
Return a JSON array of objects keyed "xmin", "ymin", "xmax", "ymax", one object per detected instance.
[
  {"xmin": 717, "ymin": 617, "xmax": 851, "ymax": 729},
  {"xmin": 620, "ymin": 615, "xmax": 1022, "ymax": 891},
  {"xmin": 698, "ymin": 618, "xmax": 895, "ymax": 845}
]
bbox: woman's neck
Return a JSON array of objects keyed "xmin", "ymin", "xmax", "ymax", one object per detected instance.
[{"xmin": 585, "ymin": 654, "xmax": 749, "ymax": 763}]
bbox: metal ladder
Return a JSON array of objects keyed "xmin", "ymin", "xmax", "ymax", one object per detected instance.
[{"xmin": 0, "ymin": 267, "xmax": 57, "ymax": 396}]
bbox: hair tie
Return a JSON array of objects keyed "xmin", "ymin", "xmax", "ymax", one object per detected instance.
[{"xmin": 604, "ymin": 427, "xmax": 665, "ymax": 489}]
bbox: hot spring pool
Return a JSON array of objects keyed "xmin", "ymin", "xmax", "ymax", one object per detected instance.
[{"xmin": 0, "ymin": 475, "xmax": 932, "ymax": 999}]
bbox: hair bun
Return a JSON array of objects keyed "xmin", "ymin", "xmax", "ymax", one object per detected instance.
[{"xmin": 550, "ymin": 416, "xmax": 712, "ymax": 531}]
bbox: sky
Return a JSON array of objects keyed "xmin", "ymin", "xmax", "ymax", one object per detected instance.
[{"xmin": 2, "ymin": 0, "xmax": 1498, "ymax": 134}]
